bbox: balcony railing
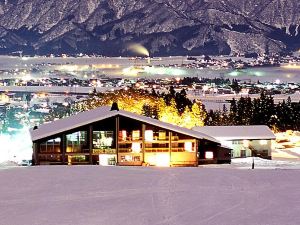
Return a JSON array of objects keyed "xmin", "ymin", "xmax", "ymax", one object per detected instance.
[{"xmin": 92, "ymin": 149, "xmax": 116, "ymax": 154}]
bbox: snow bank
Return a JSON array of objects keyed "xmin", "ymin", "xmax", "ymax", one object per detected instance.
[
  {"xmin": 0, "ymin": 127, "xmax": 33, "ymax": 164},
  {"xmin": 0, "ymin": 166, "xmax": 299, "ymax": 225},
  {"xmin": 0, "ymin": 161, "xmax": 18, "ymax": 169},
  {"xmin": 231, "ymin": 157, "xmax": 300, "ymax": 169}
]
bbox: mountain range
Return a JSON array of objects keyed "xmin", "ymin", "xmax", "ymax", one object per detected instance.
[{"xmin": 0, "ymin": 0, "xmax": 300, "ymax": 56}]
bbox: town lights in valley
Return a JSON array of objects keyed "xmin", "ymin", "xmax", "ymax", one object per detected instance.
[{"xmin": 281, "ymin": 64, "xmax": 300, "ymax": 69}]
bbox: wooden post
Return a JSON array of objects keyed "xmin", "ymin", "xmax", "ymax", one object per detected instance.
[
  {"xmin": 61, "ymin": 134, "xmax": 66, "ymax": 164},
  {"xmin": 142, "ymin": 124, "xmax": 146, "ymax": 164},
  {"xmin": 169, "ymin": 131, "xmax": 172, "ymax": 167},
  {"xmin": 89, "ymin": 125, "xmax": 93, "ymax": 164},
  {"xmin": 116, "ymin": 116, "xmax": 119, "ymax": 165},
  {"xmin": 195, "ymin": 140, "xmax": 199, "ymax": 167},
  {"xmin": 33, "ymin": 142, "xmax": 39, "ymax": 165}
]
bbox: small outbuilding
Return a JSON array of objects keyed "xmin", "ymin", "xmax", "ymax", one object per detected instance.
[{"xmin": 192, "ymin": 126, "xmax": 276, "ymax": 159}]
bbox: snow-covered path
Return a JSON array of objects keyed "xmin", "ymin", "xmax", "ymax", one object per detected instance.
[{"xmin": 0, "ymin": 166, "xmax": 299, "ymax": 225}]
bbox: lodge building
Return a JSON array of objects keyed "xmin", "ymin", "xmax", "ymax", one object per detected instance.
[{"xmin": 30, "ymin": 106, "xmax": 231, "ymax": 166}]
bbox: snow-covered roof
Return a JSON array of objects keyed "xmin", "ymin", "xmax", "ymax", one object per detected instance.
[
  {"xmin": 192, "ymin": 125, "xmax": 276, "ymax": 141},
  {"xmin": 30, "ymin": 106, "xmax": 219, "ymax": 143}
]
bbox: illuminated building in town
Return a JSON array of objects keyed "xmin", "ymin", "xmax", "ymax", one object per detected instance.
[{"xmin": 30, "ymin": 106, "xmax": 231, "ymax": 166}]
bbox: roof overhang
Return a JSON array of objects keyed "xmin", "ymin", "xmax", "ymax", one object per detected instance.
[{"xmin": 30, "ymin": 106, "xmax": 219, "ymax": 144}]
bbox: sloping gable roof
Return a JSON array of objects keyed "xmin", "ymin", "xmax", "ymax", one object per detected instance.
[
  {"xmin": 30, "ymin": 106, "xmax": 116, "ymax": 141},
  {"xmin": 30, "ymin": 106, "xmax": 219, "ymax": 143},
  {"xmin": 192, "ymin": 126, "xmax": 276, "ymax": 141}
]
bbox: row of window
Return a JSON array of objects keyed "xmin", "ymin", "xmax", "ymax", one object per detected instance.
[
  {"xmin": 232, "ymin": 140, "xmax": 268, "ymax": 146},
  {"xmin": 40, "ymin": 130, "xmax": 198, "ymax": 153}
]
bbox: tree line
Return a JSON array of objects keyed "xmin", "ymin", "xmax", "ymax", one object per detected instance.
[{"xmin": 205, "ymin": 91, "xmax": 300, "ymax": 131}]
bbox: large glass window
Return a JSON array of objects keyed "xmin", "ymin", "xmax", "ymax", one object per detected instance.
[
  {"xmin": 66, "ymin": 131, "xmax": 87, "ymax": 153},
  {"xmin": 145, "ymin": 130, "xmax": 154, "ymax": 141},
  {"xmin": 93, "ymin": 131, "xmax": 114, "ymax": 149},
  {"xmin": 40, "ymin": 137, "xmax": 61, "ymax": 153}
]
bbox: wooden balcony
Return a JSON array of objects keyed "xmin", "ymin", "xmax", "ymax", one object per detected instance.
[
  {"xmin": 144, "ymin": 148, "xmax": 169, "ymax": 152},
  {"xmin": 92, "ymin": 149, "xmax": 117, "ymax": 154}
]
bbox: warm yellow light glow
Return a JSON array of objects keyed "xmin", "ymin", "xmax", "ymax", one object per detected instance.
[
  {"xmin": 131, "ymin": 142, "xmax": 141, "ymax": 153},
  {"xmin": 145, "ymin": 130, "xmax": 154, "ymax": 141},
  {"xmin": 156, "ymin": 154, "xmax": 170, "ymax": 167},
  {"xmin": 158, "ymin": 131, "xmax": 166, "ymax": 140},
  {"xmin": 132, "ymin": 130, "xmax": 140, "ymax": 140},
  {"xmin": 0, "ymin": 94, "xmax": 9, "ymax": 103},
  {"xmin": 68, "ymin": 156, "xmax": 72, "ymax": 165},
  {"xmin": 281, "ymin": 64, "xmax": 300, "ymax": 69},
  {"xmin": 147, "ymin": 154, "xmax": 170, "ymax": 167},
  {"xmin": 121, "ymin": 130, "xmax": 127, "ymax": 141},
  {"xmin": 259, "ymin": 140, "xmax": 268, "ymax": 145},
  {"xmin": 184, "ymin": 142, "xmax": 193, "ymax": 152},
  {"xmin": 205, "ymin": 151, "xmax": 214, "ymax": 159},
  {"xmin": 77, "ymin": 89, "xmax": 206, "ymax": 129}
]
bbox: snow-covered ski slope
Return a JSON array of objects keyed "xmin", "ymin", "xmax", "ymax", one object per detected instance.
[{"xmin": 0, "ymin": 166, "xmax": 299, "ymax": 225}]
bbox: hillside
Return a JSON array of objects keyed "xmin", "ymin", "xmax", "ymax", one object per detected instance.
[{"xmin": 0, "ymin": 0, "xmax": 300, "ymax": 56}]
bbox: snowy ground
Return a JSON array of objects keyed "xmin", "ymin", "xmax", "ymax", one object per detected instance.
[{"xmin": 0, "ymin": 165, "xmax": 300, "ymax": 225}]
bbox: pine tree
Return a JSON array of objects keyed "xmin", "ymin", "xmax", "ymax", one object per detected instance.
[
  {"xmin": 158, "ymin": 98, "xmax": 181, "ymax": 126},
  {"xmin": 181, "ymin": 106, "xmax": 193, "ymax": 128},
  {"xmin": 142, "ymin": 104, "xmax": 152, "ymax": 117},
  {"xmin": 229, "ymin": 98, "xmax": 238, "ymax": 125},
  {"xmin": 191, "ymin": 102, "xmax": 206, "ymax": 127}
]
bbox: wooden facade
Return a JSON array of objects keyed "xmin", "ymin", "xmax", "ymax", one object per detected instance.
[{"xmin": 32, "ymin": 114, "xmax": 231, "ymax": 166}]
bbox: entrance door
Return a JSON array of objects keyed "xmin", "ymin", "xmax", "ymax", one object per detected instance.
[
  {"xmin": 99, "ymin": 154, "xmax": 116, "ymax": 166},
  {"xmin": 240, "ymin": 150, "xmax": 246, "ymax": 158}
]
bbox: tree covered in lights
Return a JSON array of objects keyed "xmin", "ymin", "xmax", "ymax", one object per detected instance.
[{"xmin": 69, "ymin": 87, "xmax": 207, "ymax": 129}]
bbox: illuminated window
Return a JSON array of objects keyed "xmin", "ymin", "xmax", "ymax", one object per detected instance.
[
  {"xmin": 205, "ymin": 151, "xmax": 214, "ymax": 159},
  {"xmin": 132, "ymin": 130, "xmax": 140, "ymax": 140},
  {"xmin": 66, "ymin": 131, "xmax": 87, "ymax": 153},
  {"xmin": 121, "ymin": 130, "xmax": 127, "ymax": 141},
  {"xmin": 243, "ymin": 140, "xmax": 250, "ymax": 148},
  {"xmin": 40, "ymin": 138, "xmax": 61, "ymax": 153},
  {"xmin": 158, "ymin": 131, "xmax": 166, "ymax": 140},
  {"xmin": 132, "ymin": 142, "xmax": 141, "ymax": 153},
  {"xmin": 259, "ymin": 140, "xmax": 268, "ymax": 145},
  {"xmin": 184, "ymin": 142, "xmax": 193, "ymax": 152},
  {"xmin": 93, "ymin": 131, "xmax": 113, "ymax": 149},
  {"xmin": 145, "ymin": 130, "xmax": 154, "ymax": 141},
  {"xmin": 233, "ymin": 140, "xmax": 243, "ymax": 145}
]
